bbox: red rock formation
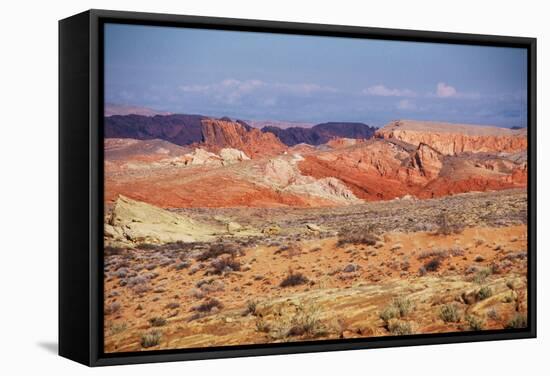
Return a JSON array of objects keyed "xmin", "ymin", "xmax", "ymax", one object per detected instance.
[
  {"xmin": 201, "ymin": 119, "xmax": 287, "ymax": 158},
  {"xmin": 298, "ymin": 139, "xmax": 526, "ymax": 201},
  {"xmin": 104, "ymin": 167, "xmax": 338, "ymax": 208},
  {"xmin": 376, "ymin": 120, "xmax": 527, "ymax": 155},
  {"xmin": 409, "ymin": 143, "xmax": 442, "ymax": 179}
]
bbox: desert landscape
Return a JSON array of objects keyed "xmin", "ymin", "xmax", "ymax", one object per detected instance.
[{"xmin": 103, "ymin": 115, "xmax": 528, "ymax": 353}]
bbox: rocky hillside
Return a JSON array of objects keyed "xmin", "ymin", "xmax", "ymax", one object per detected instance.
[
  {"xmin": 376, "ymin": 120, "xmax": 527, "ymax": 155},
  {"xmin": 262, "ymin": 122, "xmax": 376, "ymax": 146},
  {"xmin": 298, "ymin": 138, "xmax": 526, "ymax": 201},
  {"xmin": 105, "ymin": 114, "xmax": 287, "ymax": 158}
]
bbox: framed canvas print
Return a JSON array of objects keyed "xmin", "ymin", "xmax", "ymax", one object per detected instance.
[{"xmin": 59, "ymin": 9, "xmax": 536, "ymax": 366}]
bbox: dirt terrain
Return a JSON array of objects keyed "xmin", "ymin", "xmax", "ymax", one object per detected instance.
[{"xmin": 103, "ymin": 189, "xmax": 528, "ymax": 352}]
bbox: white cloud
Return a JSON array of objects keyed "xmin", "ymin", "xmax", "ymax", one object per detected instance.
[
  {"xmin": 436, "ymin": 82, "xmax": 457, "ymax": 98},
  {"xmin": 179, "ymin": 79, "xmax": 337, "ymax": 105},
  {"xmin": 363, "ymin": 84, "xmax": 416, "ymax": 97},
  {"xmin": 397, "ymin": 99, "xmax": 416, "ymax": 110}
]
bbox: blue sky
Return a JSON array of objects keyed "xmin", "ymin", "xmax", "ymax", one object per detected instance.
[{"xmin": 104, "ymin": 23, "xmax": 528, "ymax": 127}]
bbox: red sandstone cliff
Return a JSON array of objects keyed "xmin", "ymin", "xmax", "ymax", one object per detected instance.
[
  {"xmin": 376, "ymin": 120, "xmax": 527, "ymax": 155},
  {"xmin": 201, "ymin": 119, "xmax": 287, "ymax": 158}
]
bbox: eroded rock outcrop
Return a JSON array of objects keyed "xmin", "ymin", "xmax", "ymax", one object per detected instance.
[
  {"xmin": 105, "ymin": 195, "xmax": 221, "ymax": 244},
  {"xmin": 376, "ymin": 120, "xmax": 527, "ymax": 155},
  {"xmin": 201, "ymin": 119, "xmax": 287, "ymax": 158}
]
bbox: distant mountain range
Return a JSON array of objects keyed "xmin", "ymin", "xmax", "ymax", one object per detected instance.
[
  {"xmin": 105, "ymin": 114, "xmax": 206, "ymax": 145},
  {"xmin": 105, "ymin": 114, "xmax": 376, "ymax": 148},
  {"xmin": 261, "ymin": 122, "xmax": 376, "ymax": 146}
]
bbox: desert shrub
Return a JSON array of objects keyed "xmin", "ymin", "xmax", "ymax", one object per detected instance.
[
  {"xmin": 246, "ymin": 300, "xmax": 258, "ymax": 316},
  {"xmin": 487, "ymin": 308, "xmax": 500, "ymax": 320},
  {"xmin": 506, "ymin": 313, "xmax": 527, "ymax": 329},
  {"xmin": 141, "ymin": 330, "xmax": 161, "ymax": 348},
  {"xmin": 388, "ymin": 320, "xmax": 413, "ymax": 336},
  {"xmin": 174, "ymin": 261, "xmax": 190, "ymax": 270},
  {"xmin": 380, "ymin": 297, "xmax": 413, "ymax": 322},
  {"xmin": 104, "ymin": 245, "xmax": 125, "ymax": 256},
  {"xmin": 473, "ymin": 268, "xmax": 492, "ymax": 284},
  {"xmin": 158, "ymin": 241, "xmax": 196, "ymax": 252},
  {"xmin": 136, "ymin": 243, "xmax": 159, "ymax": 250},
  {"xmin": 435, "ymin": 214, "xmax": 465, "ymax": 235},
  {"xmin": 418, "ymin": 248, "xmax": 448, "ymax": 260},
  {"xmin": 503, "ymin": 251, "xmax": 527, "ymax": 261},
  {"xmin": 105, "ymin": 302, "xmax": 121, "ymax": 315},
  {"xmin": 109, "ymin": 322, "xmax": 127, "ymax": 335},
  {"xmin": 209, "ymin": 256, "xmax": 241, "ymax": 275},
  {"xmin": 191, "ymin": 298, "xmax": 223, "ymax": 313},
  {"xmin": 337, "ymin": 227, "xmax": 378, "ymax": 247},
  {"xmin": 503, "ymin": 293, "xmax": 515, "ymax": 303},
  {"xmin": 449, "ymin": 246, "xmax": 465, "ymax": 257},
  {"xmin": 439, "ymin": 304, "xmax": 460, "ymax": 323},
  {"xmin": 474, "ymin": 255, "xmax": 485, "ymax": 262},
  {"xmin": 255, "ymin": 318, "xmax": 270, "ymax": 333},
  {"xmin": 393, "ymin": 297, "xmax": 414, "ymax": 317},
  {"xmin": 476, "ymin": 286, "xmax": 493, "ymax": 301},
  {"xmin": 148, "ymin": 317, "xmax": 167, "ymax": 327},
  {"xmin": 165, "ymin": 302, "xmax": 180, "ymax": 310},
  {"xmin": 465, "ymin": 315, "xmax": 485, "ymax": 331},
  {"xmin": 132, "ymin": 284, "xmax": 151, "ymax": 295},
  {"xmin": 274, "ymin": 244, "xmax": 301, "ymax": 257},
  {"xmin": 280, "ymin": 269, "xmax": 309, "ymax": 288},
  {"xmin": 286, "ymin": 303, "xmax": 326, "ymax": 337},
  {"xmin": 196, "ymin": 243, "xmax": 238, "ymax": 261},
  {"xmin": 380, "ymin": 306, "xmax": 400, "ymax": 322},
  {"xmin": 424, "ymin": 257, "xmax": 442, "ymax": 272}
]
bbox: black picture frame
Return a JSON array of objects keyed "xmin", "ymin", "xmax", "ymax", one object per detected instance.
[{"xmin": 59, "ymin": 9, "xmax": 537, "ymax": 367}]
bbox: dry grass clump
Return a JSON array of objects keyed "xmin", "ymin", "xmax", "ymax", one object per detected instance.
[
  {"xmin": 439, "ymin": 304, "xmax": 460, "ymax": 323},
  {"xmin": 472, "ymin": 268, "xmax": 492, "ymax": 284},
  {"xmin": 280, "ymin": 269, "xmax": 309, "ymax": 288},
  {"xmin": 109, "ymin": 322, "xmax": 127, "ymax": 335},
  {"xmin": 380, "ymin": 297, "xmax": 414, "ymax": 322},
  {"xmin": 104, "ymin": 245, "xmax": 125, "ymax": 256},
  {"xmin": 418, "ymin": 248, "xmax": 448, "ymax": 260},
  {"xmin": 286, "ymin": 303, "xmax": 326, "ymax": 338},
  {"xmin": 465, "ymin": 315, "xmax": 485, "ymax": 331},
  {"xmin": 268, "ymin": 302, "xmax": 327, "ymax": 339},
  {"xmin": 196, "ymin": 243, "xmax": 239, "ymax": 261},
  {"xmin": 337, "ymin": 227, "xmax": 379, "ymax": 247},
  {"xmin": 435, "ymin": 214, "xmax": 465, "ymax": 235},
  {"xmin": 388, "ymin": 320, "xmax": 413, "ymax": 336},
  {"xmin": 165, "ymin": 302, "xmax": 180, "ymax": 310},
  {"xmin": 209, "ymin": 255, "xmax": 241, "ymax": 275},
  {"xmin": 476, "ymin": 286, "xmax": 493, "ymax": 301},
  {"xmin": 245, "ymin": 300, "xmax": 259, "ymax": 316},
  {"xmin": 191, "ymin": 298, "xmax": 223, "ymax": 313},
  {"xmin": 506, "ymin": 313, "xmax": 527, "ymax": 329},
  {"xmin": 141, "ymin": 330, "xmax": 161, "ymax": 348},
  {"xmin": 148, "ymin": 317, "xmax": 167, "ymax": 327},
  {"xmin": 105, "ymin": 302, "xmax": 121, "ymax": 315}
]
